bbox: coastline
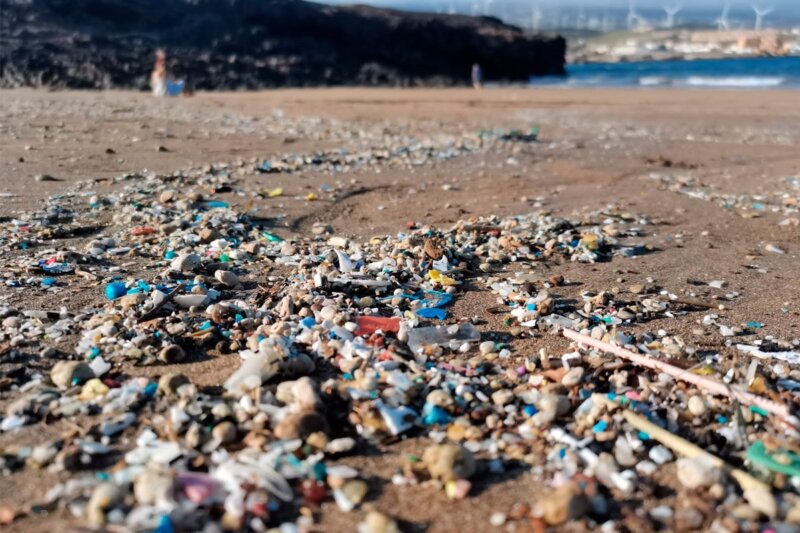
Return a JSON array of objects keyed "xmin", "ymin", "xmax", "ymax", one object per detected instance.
[
  {"xmin": 539, "ymin": 55, "xmax": 800, "ymax": 88},
  {"xmin": 571, "ymin": 52, "xmax": 800, "ymax": 64}
]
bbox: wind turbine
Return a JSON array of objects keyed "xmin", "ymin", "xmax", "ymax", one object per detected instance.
[
  {"xmin": 470, "ymin": 0, "xmax": 479, "ymax": 16},
  {"xmin": 627, "ymin": 0, "xmax": 646, "ymax": 31},
  {"xmin": 752, "ymin": 4, "xmax": 774, "ymax": 31},
  {"xmin": 577, "ymin": 7, "xmax": 587, "ymax": 30},
  {"xmin": 663, "ymin": 3, "xmax": 682, "ymax": 29},
  {"xmin": 602, "ymin": 11, "xmax": 612, "ymax": 32},
  {"xmin": 715, "ymin": 2, "xmax": 731, "ymax": 30},
  {"xmin": 530, "ymin": 3, "xmax": 543, "ymax": 33}
]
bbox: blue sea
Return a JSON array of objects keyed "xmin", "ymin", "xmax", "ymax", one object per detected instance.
[{"xmin": 531, "ymin": 56, "xmax": 800, "ymax": 88}]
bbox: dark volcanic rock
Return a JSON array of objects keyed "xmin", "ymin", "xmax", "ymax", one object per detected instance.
[{"xmin": 0, "ymin": 0, "xmax": 566, "ymax": 89}]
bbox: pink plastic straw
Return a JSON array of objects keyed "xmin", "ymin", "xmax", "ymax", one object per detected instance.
[{"xmin": 562, "ymin": 328, "xmax": 792, "ymax": 421}]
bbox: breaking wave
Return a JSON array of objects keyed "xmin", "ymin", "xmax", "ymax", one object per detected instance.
[
  {"xmin": 530, "ymin": 57, "xmax": 800, "ymax": 89},
  {"xmin": 684, "ymin": 76, "xmax": 786, "ymax": 87}
]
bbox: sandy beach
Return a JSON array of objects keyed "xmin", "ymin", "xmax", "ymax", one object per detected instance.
[{"xmin": 2, "ymin": 87, "xmax": 800, "ymax": 532}]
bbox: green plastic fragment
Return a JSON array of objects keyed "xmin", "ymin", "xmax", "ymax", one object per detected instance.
[
  {"xmin": 750, "ymin": 405, "xmax": 769, "ymax": 417},
  {"xmin": 263, "ymin": 231, "xmax": 284, "ymax": 243},
  {"xmin": 747, "ymin": 440, "xmax": 800, "ymax": 477}
]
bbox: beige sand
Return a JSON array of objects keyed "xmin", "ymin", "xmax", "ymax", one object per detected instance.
[{"xmin": 1, "ymin": 87, "xmax": 800, "ymax": 532}]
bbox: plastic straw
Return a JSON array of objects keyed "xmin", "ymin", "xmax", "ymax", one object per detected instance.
[{"xmin": 563, "ymin": 328, "xmax": 791, "ymax": 421}]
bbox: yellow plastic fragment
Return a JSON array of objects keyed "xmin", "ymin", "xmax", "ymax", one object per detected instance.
[
  {"xmin": 581, "ymin": 233, "xmax": 599, "ymax": 251},
  {"xmin": 79, "ymin": 378, "xmax": 110, "ymax": 401},
  {"xmin": 429, "ymin": 270, "xmax": 456, "ymax": 286},
  {"xmin": 444, "ymin": 480, "xmax": 458, "ymax": 499}
]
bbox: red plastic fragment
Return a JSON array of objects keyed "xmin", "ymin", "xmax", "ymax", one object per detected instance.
[{"xmin": 354, "ymin": 316, "xmax": 401, "ymax": 337}]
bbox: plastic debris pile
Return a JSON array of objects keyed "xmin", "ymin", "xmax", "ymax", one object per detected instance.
[
  {"xmin": 651, "ymin": 173, "xmax": 800, "ymax": 225},
  {"xmin": 1, "ymin": 160, "xmax": 800, "ymax": 532}
]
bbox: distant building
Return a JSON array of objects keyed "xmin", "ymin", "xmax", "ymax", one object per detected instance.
[{"xmin": 690, "ymin": 30, "xmax": 785, "ymax": 55}]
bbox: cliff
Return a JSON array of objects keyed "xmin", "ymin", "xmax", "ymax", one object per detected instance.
[{"xmin": 0, "ymin": 0, "xmax": 566, "ymax": 89}]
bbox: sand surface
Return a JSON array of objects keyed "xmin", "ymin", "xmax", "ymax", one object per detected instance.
[{"xmin": 1, "ymin": 87, "xmax": 800, "ymax": 532}]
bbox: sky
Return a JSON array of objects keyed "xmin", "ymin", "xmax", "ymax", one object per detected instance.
[
  {"xmin": 317, "ymin": 0, "xmax": 799, "ymax": 28},
  {"xmin": 319, "ymin": 0, "xmax": 797, "ymax": 6}
]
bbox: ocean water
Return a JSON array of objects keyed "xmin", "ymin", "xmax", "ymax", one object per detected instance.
[{"xmin": 531, "ymin": 56, "xmax": 800, "ymax": 88}]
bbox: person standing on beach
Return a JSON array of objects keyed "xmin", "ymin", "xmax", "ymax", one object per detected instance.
[
  {"xmin": 150, "ymin": 49, "xmax": 186, "ymax": 97},
  {"xmin": 151, "ymin": 49, "xmax": 167, "ymax": 97},
  {"xmin": 471, "ymin": 63, "xmax": 483, "ymax": 89}
]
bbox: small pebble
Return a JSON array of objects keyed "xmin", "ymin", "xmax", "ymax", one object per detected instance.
[{"xmin": 158, "ymin": 344, "xmax": 185, "ymax": 364}]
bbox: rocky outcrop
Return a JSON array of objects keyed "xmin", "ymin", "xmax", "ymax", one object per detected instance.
[{"xmin": 0, "ymin": 0, "xmax": 566, "ymax": 89}]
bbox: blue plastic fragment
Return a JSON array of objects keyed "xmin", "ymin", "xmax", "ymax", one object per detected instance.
[
  {"xmin": 382, "ymin": 290, "xmax": 452, "ymax": 309},
  {"xmin": 425, "ymin": 290, "xmax": 453, "ymax": 308},
  {"xmin": 592, "ymin": 420, "xmax": 609, "ymax": 433},
  {"xmin": 154, "ymin": 514, "xmax": 174, "ymax": 533},
  {"xmin": 416, "ymin": 308, "xmax": 446, "ymax": 320},
  {"xmin": 105, "ymin": 282, "xmax": 127, "ymax": 300},
  {"xmin": 41, "ymin": 261, "xmax": 74, "ymax": 274},
  {"xmin": 313, "ymin": 461, "xmax": 327, "ymax": 480},
  {"xmin": 205, "ymin": 201, "xmax": 229, "ymax": 208},
  {"xmin": 778, "ymin": 379, "xmax": 800, "ymax": 391},
  {"xmin": 144, "ymin": 382, "xmax": 158, "ymax": 398},
  {"xmin": 523, "ymin": 405, "xmax": 538, "ymax": 417},
  {"xmin": 422, "ymin": 403, "xmax": 452, "ymax": 425}
]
